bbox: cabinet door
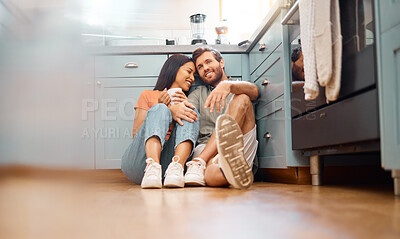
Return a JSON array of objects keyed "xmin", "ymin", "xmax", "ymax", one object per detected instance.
[
  {"xmin": 95, "ymin": 78, "xmax": 156, "ymax": 169},
  {"xmin": 378, "ymin": 0, "xmax": 400, "ymax": 33},
  {"xmin": 378, "ymin": 25, "xmax": 400, "ymax": 169},
  {"xmin": 256, "ymin": 96, "xmax": 287, "ymax": 168}
]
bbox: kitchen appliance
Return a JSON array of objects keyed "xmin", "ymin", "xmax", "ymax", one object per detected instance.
[
  {"xmin": 285, "ymin": 0, "xmax": 380, "ymax": 154},
  {"xmin": 190, "ymin": 14, "xmax": 207, "ymax": 45},
  {"xmin": 215, "ymin": 19, "xmax": 229, "ymax": 44}
]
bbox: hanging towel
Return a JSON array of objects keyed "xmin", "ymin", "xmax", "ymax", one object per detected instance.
[
  {"xmin": 299, "ymin": 0, "xmax": 343, "ymax": 102},
  {"xmin": 325, "ymin": 0, "xmax": 342, "ymax": 102},
  {"xmin": 314, "ymin": 0, "xmax": 332, "ymax": 87},
  {"xmin": 299, "ymin": 0, "xmax": 319, "ymax": 100}
]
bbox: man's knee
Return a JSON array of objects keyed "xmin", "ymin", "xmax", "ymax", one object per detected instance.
[{"xmin": 230, "ymin": 94, "xmax": 252, "ymax": 111}]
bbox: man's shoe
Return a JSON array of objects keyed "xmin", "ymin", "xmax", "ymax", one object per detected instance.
[
  {"xmin": 215, "ymin": 114, "xmax": 253, "ymax": 189},
  {"xmin": 184, "ymin": 158, "xmax": 206, "ymax": 186},
  {"xmin": 141, "ymin": 158, "xmax": 162, "ymax": 189},
  {"xmin": 164, "ymin": 156, "xmax": 185, "ymax": 188}
]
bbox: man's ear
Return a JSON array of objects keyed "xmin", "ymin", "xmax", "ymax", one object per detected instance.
[{"xmin": 219, "ymin": 58, "xmax": 225, "ymax": 69}]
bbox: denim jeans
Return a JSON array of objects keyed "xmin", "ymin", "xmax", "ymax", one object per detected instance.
[{"xmin": 121, "ymin": 103, "xmax": 199, "ymax": 185}]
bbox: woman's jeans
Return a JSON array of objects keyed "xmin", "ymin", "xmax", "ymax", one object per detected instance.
[{"xmin": 121, "ymin": 103, "xmax": 199, "ymax": 185}]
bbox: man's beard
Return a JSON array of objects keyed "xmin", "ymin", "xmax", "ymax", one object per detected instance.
[{"xmin": 203, "ymin": 66, "xmax": 223, "ymax": 86}]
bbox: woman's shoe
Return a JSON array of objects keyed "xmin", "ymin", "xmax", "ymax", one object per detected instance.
[
  {"xmin": 164, "ymin": 156, "xmax": 185, "ymax": 188},
  {"xmin": 141, "ymin": 158, "xmax": 162, "ymax": 189}
]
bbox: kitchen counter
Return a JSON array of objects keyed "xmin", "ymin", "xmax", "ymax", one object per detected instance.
[
  {"xmin": 88, "ymin": 44, "xmax": 249, "ymax": 55},
  {"xmin": 88, "ymin": 0, "xmax": 291, "ymax": 55}
]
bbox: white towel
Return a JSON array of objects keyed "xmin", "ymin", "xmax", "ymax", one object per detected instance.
[
  {"xmin": 299, "ymin": 0, "xmax": 342, "ymax": 102},
  {"xmin": 299, "ymin": 0, "xmax": 319, "ymax": 100},
  {"xmin": 325, "ymin": 0, "xmax": 342, "ymax": 102},
  {"xmin": 314, "ymin": 0, "xmax": 332, "ymax": 87}
]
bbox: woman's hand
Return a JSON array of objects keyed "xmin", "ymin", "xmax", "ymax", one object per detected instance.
[
  {"xmin": 158, "ymin": 88, "xmax": 171, "ymax": 106},
  {"xmin": 170, "ymin": 90, "xmax": 189, "ymax": 104}
]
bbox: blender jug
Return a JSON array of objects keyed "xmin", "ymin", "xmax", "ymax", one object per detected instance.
[{"xmin": 190, "ymin": 14, "xmax": 207, "ymax": 45}]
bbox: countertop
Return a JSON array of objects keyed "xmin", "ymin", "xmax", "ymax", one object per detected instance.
[{"xmin": 88, "ymin": 0, "xmax": 289, "ymax": 55}]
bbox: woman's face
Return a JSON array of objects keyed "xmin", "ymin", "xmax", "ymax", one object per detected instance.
[{"xmin": 170, "ymin": 61, "xmax": 195, "ymax": 91}]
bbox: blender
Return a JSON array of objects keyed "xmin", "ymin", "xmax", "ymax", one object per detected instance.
[{"xmin": 190, "ymin": 14, "xmax": 207, "ymax": 45}]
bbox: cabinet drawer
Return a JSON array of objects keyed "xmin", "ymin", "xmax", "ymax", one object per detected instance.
[
  {"xmin": 249, "ymin": 15, "xmax": 283, "ymax": 74},
  {"xmin": 254, "ymin": 51, "xmax": 284, "ymax": 108},
  {"xmin": 256, "ymin": 98, "xmax": 286, "ymax": 165},
  {"xmin": 95, "ymin": 55, "xmax": 168, "ymax": 78},
  {"xmin": 378, "ymin": 0, "xmax": 400, "ymax": 33}
]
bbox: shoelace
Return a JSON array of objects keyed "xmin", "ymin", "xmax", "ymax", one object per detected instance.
[
  {"xmin": 165, "ymin": 156, "xmax": 182, "ymax": 177},
  {"xmin": 186, "ymin": 160, "xmax": 205, "ymax": 175},
  {"xmin": 144, "ymin": 158, "xmax": 160, "ymax": 176}
]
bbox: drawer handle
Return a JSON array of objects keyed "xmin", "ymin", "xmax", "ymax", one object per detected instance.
[
  {"xmin": 262, "ymin": 79, "xmax": 270, "ymax": 86},
  {"xmin": 264, "ymin": 132, "xmax": 271, "ymax": 139},
  {"xmin": 124, "ymin": 62, "xmax": 139, "ymax": 68},
  {"xmin": 259, "ymin": 44, "xmax": 266, "ymax": 51}
]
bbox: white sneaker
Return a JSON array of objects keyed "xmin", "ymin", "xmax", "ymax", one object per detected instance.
[
  {"xmin": 164, "ymin": 156, "xmax": 184, "ymax": 188},
  {"xmin": 184, "ymin": 158, "xmax": 206, "ymax": 186},
  {"xmin": 141, "ymin": 158, "xmax": 162, "ymax": 189},
  {"xmin": 216, "ymin": 114, "xmax": 253, "ymax": 189}
]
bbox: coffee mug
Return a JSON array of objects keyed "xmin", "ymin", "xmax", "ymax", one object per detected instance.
[{"xmin": 167, "ymin": 88, "xmax": 183, "ymax": 105}]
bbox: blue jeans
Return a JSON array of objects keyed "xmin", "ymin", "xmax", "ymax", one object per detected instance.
[{"xmin": 121, "ymin": 103, "xmax": 199, "ymax": 185}]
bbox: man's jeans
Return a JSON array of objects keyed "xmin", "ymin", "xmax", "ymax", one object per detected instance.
[{"xmin": 121, "ymin": 103, "xmax": 199, "ymax": 185}]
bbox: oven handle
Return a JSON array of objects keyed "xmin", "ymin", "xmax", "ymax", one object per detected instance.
[{"xmin": 281, "ymin": 1, "xmax": 299, "ymax": 25}]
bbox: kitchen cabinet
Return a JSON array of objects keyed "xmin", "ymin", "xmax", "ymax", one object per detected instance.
[
  {"xmin": 375, "ymin": 0, "xmax": 400, "ymax": 195},
  {"xmin": 94, "ymin": 54, "xmax": 167, "ymax": 169},
  {"xmin": 248, "ymin": 2, "xmax": 307, "ymax": 169},
  {"xmin": 94, "ymin": 78, "xmax": 157, "ymax": 169}
]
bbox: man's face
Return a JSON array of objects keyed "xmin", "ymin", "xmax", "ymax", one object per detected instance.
[
  {"xmin": 292, "ymin": 51, "xmax": 305, "ymax": 81},
  {"xmin": 195, "ymin": 51, "xmax": 225, "ymax": 87}
]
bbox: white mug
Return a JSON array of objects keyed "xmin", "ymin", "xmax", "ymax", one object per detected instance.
[{"xmin": 167, "ymin": 88, "xmax": 183, "ymax": 105}]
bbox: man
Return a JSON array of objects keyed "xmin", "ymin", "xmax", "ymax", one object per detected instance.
[
  {"xmin": 183, "ymin": 46, "xmax": 259, "ymax": 189},
  {"xmin": 291, "ymin": 46, "xmax": 305, "ymax": 82},
  {"xmin": 291, "ymin": 46, "xmax": 305, "ymax": 92}
]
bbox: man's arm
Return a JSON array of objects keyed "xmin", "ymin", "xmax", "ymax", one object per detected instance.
[
  {"xmin": 204, "ymin": 80, "xmax": 259, "ymax": 113},
  {"xmin": 229, "ymin": 81, "xmax": 259, "ymax": 100}
]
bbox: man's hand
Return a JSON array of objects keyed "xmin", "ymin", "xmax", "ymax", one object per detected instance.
[
  {"xmin": 170, "ymin": 101, "xmax": 198, "ymax": 126},
  {"xmin": 158, "ymin": 88, "xmax": 171, "ymax": 106},
  {"xmin": 204, "ymin": 81, "xmax": 231, "ymax": 113}
]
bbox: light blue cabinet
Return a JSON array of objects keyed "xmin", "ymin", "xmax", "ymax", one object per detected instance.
[
  {"xmin": 249, "ymin": 5, "xmax": 307, "ymax": 169},
  {"xmin": 94, "ymin": 54, "xmax": 167, "ymax": 169},
  {"xmin": 375, "ymin": 1, "xmax": 400, "ymax": 195},
  {"xmin": 95, "ymin": 78, "xmax": 156, "ymax": 169}
]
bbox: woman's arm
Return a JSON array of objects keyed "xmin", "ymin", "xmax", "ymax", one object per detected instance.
[{"xmin": 132, "ymin": 108, "xmax": 148, "ymax": 139}]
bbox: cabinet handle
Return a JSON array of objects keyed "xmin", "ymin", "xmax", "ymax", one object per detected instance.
[
  {"xmin": 124, "ymin": 62, "xmax": 139, "ymax": 68},
  {"xmin": 259, "ymin": 44, "xmax": 266, "ymax": 51},
  {"xmin": 96, "ymin": 81, "xmax": 102, "ymax": 86},
  {"xmin": 264, "ymin": 132, "xmax": 271, "ymax": 139},
  {"xmin": 262, "ymin": 79, "xmax": 270, "ymax": 86}
]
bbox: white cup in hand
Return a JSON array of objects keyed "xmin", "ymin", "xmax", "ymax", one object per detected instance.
[{"xmin": 167, "ymin": 88, "xmax": 183, "ymax": 105}]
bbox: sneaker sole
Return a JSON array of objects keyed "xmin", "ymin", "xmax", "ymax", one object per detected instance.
[
  {"xmin": 184, "ymin": 178, "xmax": 206, "ymax": 186},
  {"xmin": 164, "ymin": 178, "xmax": 184, "ymax": 188},
  {"xmin": 216, "ymin": 114, "xmax": 253, "ymax": 189},
  {"xmin": 141, "ymin": 181, "xmax": 162, "ymax": 189}
]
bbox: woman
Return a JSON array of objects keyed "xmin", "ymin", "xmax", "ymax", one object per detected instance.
[{"xmin": 121, "ymin": 54, "xmax": 201, "ymax": 189}]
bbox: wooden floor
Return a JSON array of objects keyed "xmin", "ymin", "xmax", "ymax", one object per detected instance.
[{"xmin": 0, "ymin": 169, "xmax": 399, "ymax": 239}]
